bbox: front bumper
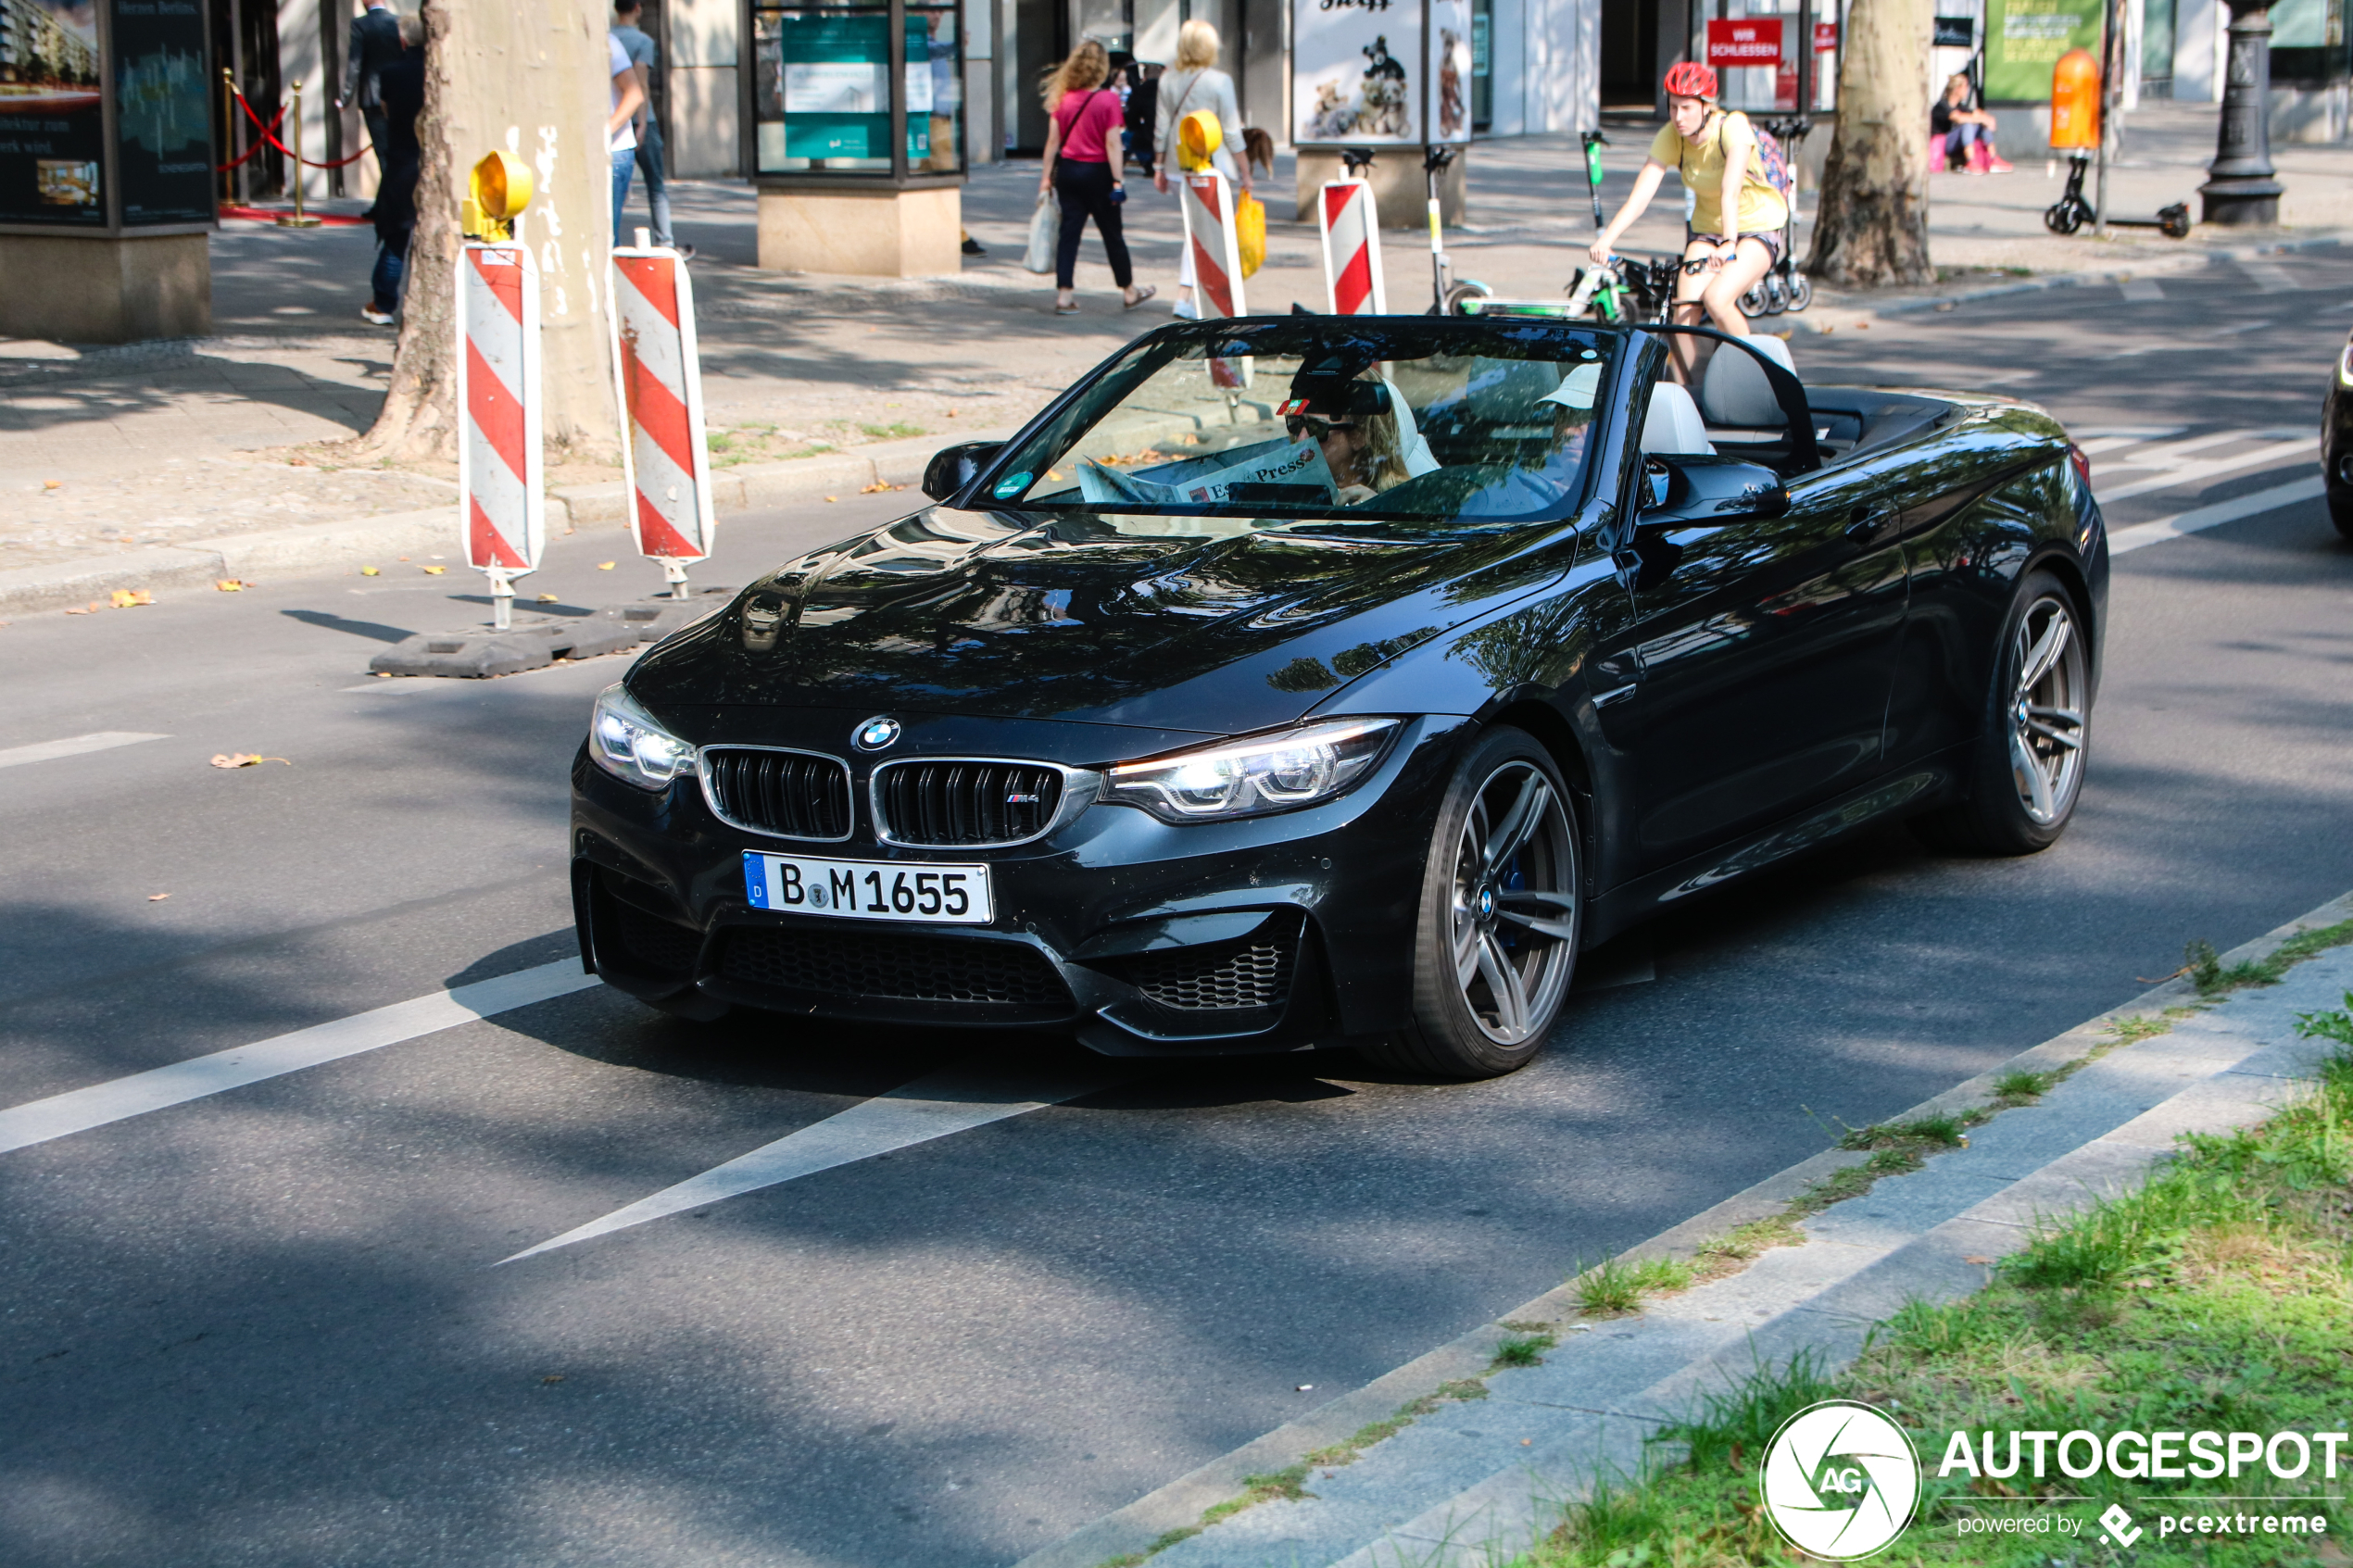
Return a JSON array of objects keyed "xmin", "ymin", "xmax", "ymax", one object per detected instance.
[{"xmin": 569, "ymin": 712, "xmax": 1468, "ymax": 1055}]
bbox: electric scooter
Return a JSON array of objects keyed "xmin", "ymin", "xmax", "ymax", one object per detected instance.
[
  {"xmin": 2045, "ymin": 152, "xmax": 2193, "ymax": 238},
  {"xmin": 1422, "ymin": 144, "xmax": 1492, "ymax": 315}
]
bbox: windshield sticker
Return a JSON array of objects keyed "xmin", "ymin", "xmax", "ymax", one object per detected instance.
[{"xmin": 992, "ymin": 472, "xmax": 1033, "ymax": 499}]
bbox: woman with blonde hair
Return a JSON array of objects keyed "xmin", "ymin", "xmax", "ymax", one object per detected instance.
[
  {"xmin": 1151, "ymin": 19, "xmax": 1249, "ymax": 319},
  {"xmin": 1038, "ymin": 39, "xmax": 1156, "ymax": 315}
]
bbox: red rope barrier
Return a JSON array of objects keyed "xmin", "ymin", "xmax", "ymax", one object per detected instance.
[
  {"xmin": 215, "ymin": 99, "xmax": 285, "ymax": 171},
  {"xmin": 225, "ymin": 84, "xmax": 374, "ymax": 170}
]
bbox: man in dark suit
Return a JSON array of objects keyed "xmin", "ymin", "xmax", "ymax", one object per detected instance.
[{"xmin": 337, "ymin": 0, "xmax": 404, "ymax": 194}]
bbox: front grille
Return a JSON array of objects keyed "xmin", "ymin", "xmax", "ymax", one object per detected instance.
[
  {"xmin": 612, "ymin": 901, "xmax": 704, "ymax": 980},
  {"xmin": 718, "ymin": 927, "xmax": 1074, "ymax": 1013},
  {"xmin": 703, "ymin": 748, "xmax": 853, "ymax": 839},
  {"xmin": 1107, "ymin": 932, "xmax": 1297, "ymax": 1012},
  {"xmin": 875, "ymin": 760, "xmax": 1065, "ymax": 846}
]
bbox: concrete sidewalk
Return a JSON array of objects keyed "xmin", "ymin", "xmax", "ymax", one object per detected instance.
[
  {"xmin": 4, "ymin": 101, "xmax": 2347, "ymax": 608},
  {"xmin": 1016, "ymin": 894, "xmax": 2353, "ymax": 1568}
]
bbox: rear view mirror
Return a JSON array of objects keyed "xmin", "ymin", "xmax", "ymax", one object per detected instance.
[{"xmin": 922, "ymin": 441, "xmax": 1004, "ymax": 503}]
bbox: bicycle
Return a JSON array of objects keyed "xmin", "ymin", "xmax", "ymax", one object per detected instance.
[
  {"xmin": 1563, "ymin": 250, "xmax": 1707, "ymax": 324},
  {"xmin": 1737, "ymin": 115, "xmax": 1813, "ymax": 318}
]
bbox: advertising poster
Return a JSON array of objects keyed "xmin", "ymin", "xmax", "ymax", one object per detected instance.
[
  {"xmin": 112, "ymin": 0, "xmax": 211, "ymax": 224},
  {"xmin": 0, "ymin": 0, "xmax": 107, "ymax": 227},
  {"xmin": 1292, "ymin": 0, "xmax": 1422, "ymax": 145},
  {"xmin": 1983, "ymin": 0, "xmax": 2103, "ymax": 101},
  {"xmin": 1427, "ymin": 0, "xmax": 1471, "ymax": 144}
]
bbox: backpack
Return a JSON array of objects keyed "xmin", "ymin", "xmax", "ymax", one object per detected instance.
[{"xmin": 1717, "ymin": 114, "xmax": 1793, "ymax": 204}]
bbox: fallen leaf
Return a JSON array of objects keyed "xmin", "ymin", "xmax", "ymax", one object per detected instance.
[
  {"xmin": 215, "ymin": 579, "xmax": 245, "ymax": 592},
  {"xmin": 1963, "ymin": 1255, "xmax": 1994, "ymax": 1265},
  {"xmin": 536, "ymin": 593, "xmax": 560, "ymax": 602},
  {"xmin": 209, "ymin": 752, "xmax": 291, "ymax": 769},
  {"xmin": 288, "ymin": 457, "xmax": 307, "ymax": 466},
  {"xmin": 597, "ymin": 560, "xmax": 616, "ymax": 570},
  {"xmin": 540, "ymin": 1374, "xmax": 565, "ymax": 1385},
  {"xmin": 44, "ymin": 479, "xmax": 61, "ymax": 489},
  {"xmin": 148, "ymin": 893, "xmax": 170, "ymax": 902},
  {"xmin": 360, "ymin": 565, "xmax": 381, "ymax": 576},
  {"xmin": 860, "ymin": 482, "xmax": 904, "ymax": 494},
  {"xmin": 421, "ymin": 565, "xmax": 446, "ymax": 575},
  {"xmin": 397, "ymin": 556, "xmax": 410, "ymax": 562},
  {"xmin": 110, "ymin": 589, "xmax": 154, "ymax": 608},
  {"xmin": 824, "ymin": 495, "xmax": 837, "ymax": 503},
  {"xmin": 64, "ymin": 601, "xmax": 101, "ymax": 615}
]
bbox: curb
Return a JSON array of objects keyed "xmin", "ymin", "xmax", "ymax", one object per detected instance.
[
  {"xmin": 1850, "ymin": 231, "xmax": 2347, "ymax": 319},
  {"xmin": 1013, "ymin": 889, "xmax": 2353, "ymax": 1568},
  {"xmin": 0, "ymin": 427, "xmax": 1013, "ymax": 618}
]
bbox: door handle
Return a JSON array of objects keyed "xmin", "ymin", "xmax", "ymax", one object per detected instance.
[{"xmin": 1845, "ymin": 504, "xmax": 1896, "ymax": 545}]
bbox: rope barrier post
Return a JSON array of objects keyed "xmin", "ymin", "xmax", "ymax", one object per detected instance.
[
  {"xmin": 277, "ymin": 82, "xmax": 322, "ymax": 229},
  {"xmin": 220, "ymin": 69, "xmax": 238, "ymax": 205}
]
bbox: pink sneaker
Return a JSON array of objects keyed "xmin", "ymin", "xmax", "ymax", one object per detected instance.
[{"xmin": 1986, "ymin": 155, "xmax": 2015, "ymax": 174}]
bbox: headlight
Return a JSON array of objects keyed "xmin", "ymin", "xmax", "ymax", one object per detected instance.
[
  {"xmin": 2339, "ymin": 338, "xmax": 2353, "ymax": 387},
  {"xmin": 588, "ymin": 683, "xmax": 696, "ymax": 791},
  {"xmin": 1103, "ymin": 718, "xmax": 1400, "ymax": 822}
]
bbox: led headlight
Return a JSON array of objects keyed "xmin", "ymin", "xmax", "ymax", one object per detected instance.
[
  {"xmin": 1103, "ymin": 718, "xmax": 1400, "ymax": 822},
  {"xmin": 2339, "ymin": 336, "xmax": 2353, "ymax": 387},
  {"xmin": 588, "ymin": 683, "xmax": 696, "ymax": 791}
]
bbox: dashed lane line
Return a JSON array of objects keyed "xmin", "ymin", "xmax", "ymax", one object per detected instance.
[
  {"xmin": 499, "ymin": 1066, "xmax": 1119, "ymax": 1264},
  {"xmin": 0, "ymin": 960, "xmax": 601, "ymax": 1156},
  {"xmin": 2093, "ymin": 437, "xmax": 2316, "ymax": 504},
  {"xmin": 0, "ymin": 732, "xmax": 169, "ymax": 771},
  {"xmin": 2107, "ymin": 474, "xmax": 2327, "ymax": 555}
]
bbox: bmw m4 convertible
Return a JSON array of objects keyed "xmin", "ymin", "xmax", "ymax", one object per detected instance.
[{"xmin": 572, "ymin": 317, "xmax": 2108, "ymax": 1078}]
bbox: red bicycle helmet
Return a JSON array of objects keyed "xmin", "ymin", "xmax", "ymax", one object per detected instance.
[{"xmin": 1663, "ymin": 61, "xmax": 1718, "ymax": 101}]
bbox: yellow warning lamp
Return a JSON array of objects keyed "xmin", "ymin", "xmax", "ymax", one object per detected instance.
[
  {"xmin": 462, "ymin": 151, "xmax": 535, "ymax": 242},
  {"xmin": 1177, "ymin": 110, "xmax": 1224, "ymax": 172}
]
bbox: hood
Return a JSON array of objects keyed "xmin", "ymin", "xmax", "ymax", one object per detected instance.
[{"xmin": 626, "ymin": 506, "xmax": 1578, "ymax": 735}]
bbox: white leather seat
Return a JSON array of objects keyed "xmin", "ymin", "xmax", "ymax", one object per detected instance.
[
  {"xmin": 1700, "ymin": 334, "xmax": 1797, "ymax": 429},
  {"xmin": 1639, "ymin": 382, "xmax": 1714, "ymax": 457}
]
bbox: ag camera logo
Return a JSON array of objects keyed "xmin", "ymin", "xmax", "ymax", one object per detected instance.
[{"xmin": 1760, "ymin": 1399, "xmax": 1921, "ymax": 1561}]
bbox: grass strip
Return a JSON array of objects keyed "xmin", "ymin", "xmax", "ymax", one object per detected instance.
[{"xmin": 1522, "ymin": 995, "xmax": 2353, "ymax": 1567}]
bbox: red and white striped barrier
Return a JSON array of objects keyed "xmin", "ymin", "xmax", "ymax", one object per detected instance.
[
  {"xmin": 1179, "ymin": 170, "xmax": 1252, "ymax": 389},
  {"xmin": 455, "ymin": 242, "xmax": 543, "ymax": 626},
  {"xmin": 609, "ymin": 238, "xmax": 715, "ymax": 596},
  {"xmin": 1316, "ymin": 178, "xmax": 1387, "ymax": 316}
]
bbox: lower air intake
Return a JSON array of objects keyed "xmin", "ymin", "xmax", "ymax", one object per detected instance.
[
  {"xmin": 718, "ymin": 927, "xmax": 1074, "ymax": 1018},
  {"xmin": 1106, "ymin": 930, "xmax": 1298, "ymax": 1012}
]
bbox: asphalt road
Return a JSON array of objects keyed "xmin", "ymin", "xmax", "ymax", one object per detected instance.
[{"xmin": 3, "ymin": 257, "xmax": 2351, "ymax": 1568}]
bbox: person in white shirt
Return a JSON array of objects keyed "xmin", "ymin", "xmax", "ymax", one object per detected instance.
[
  {"xmin": 1151, "ymin": 20, "xmax": 1250, "ymax": 320},
  {"xmin": 606, "ymin": 31, "xmax": 646, "ymax": 246}
]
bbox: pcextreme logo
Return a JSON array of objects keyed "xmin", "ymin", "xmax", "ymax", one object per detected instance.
[{"xmin": 1760, "ymin": 1400, "xmax": 1923, "ymax": 1561}]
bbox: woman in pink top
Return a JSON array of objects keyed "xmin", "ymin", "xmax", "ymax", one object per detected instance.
[{"xmin": 1038, "ymin": 41, "xmax": 1156, "ymax": 315}]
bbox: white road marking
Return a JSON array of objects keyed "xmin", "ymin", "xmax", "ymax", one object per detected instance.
[
  {"xmin": 0, "ymin": 960, "xmax": 601, "ymax": 1156},
  {"xmin": 2118, "ymin": 279, "xmax": 2164, "ymax": 302},
  {"xmin": 2094, "ymin": 437, "xmax": 2315, "ymax": 504},
  {"xmin": 0, "ymin": 732, "xmax": 169, "ymax": 771},
  {"xmin": 2108, "ymin": 474, "xmax": 2326, "ymax": 555},
  {"xmin": 499, "ymin": 1066, "xmax": 1116, "ymax": 1264},
  {"xmin": 2239, "ymin": 262, "xmax": 2298, "ymax": 293},
  {"xmin": 2073, "ymin": 428, "xmax": 2187, "ymax": 454}
]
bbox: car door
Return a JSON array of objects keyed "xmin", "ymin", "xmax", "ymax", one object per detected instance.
[{"xmin": 1591, "ymin": 421, "xmax": 1912, "ymax": 874}]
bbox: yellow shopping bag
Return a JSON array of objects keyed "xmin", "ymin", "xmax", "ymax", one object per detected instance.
[{"xmin": 1237, "ymin": 194, "xmax": 1265, "ymax": 279}]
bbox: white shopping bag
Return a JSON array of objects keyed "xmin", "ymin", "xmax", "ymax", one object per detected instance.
[{"xmin": 1023, "ymin": 193, "xmax": 1059, "ymax": 275}]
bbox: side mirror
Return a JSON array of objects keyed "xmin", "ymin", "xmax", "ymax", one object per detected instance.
[
  {"xmin": 1736, "ymin": 483, "xmax": 1790, "ymax": 520},
  {"xmin": 921, "ymin": 441, "xmax": 1004, "ymax": 503}
]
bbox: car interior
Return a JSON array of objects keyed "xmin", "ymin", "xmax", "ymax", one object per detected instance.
[{"xmin": 1639, "ymin": 335, "xmax": 1962, "ymax": 478}]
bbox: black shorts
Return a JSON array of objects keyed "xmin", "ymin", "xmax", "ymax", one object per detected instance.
[{"xmin": 1687, "ymin": 229, "xmax": 1783, "ymax": 265}]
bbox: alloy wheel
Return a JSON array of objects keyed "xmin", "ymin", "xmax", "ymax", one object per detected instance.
[
  {"xmin": 2008, "ymin": 596, "xmax": 2087, "ymax": 825},
  {"xmin": 1448, "ymin": 760, "xmax": 1579, "ymax": 1045}
]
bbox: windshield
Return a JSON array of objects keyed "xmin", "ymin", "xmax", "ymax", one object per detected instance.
[{"xmin": 984, "ymin": 320, "xmax": 1621, "ymax": 532}]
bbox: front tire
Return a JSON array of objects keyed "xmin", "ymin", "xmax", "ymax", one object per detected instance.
[
  {"xmin": 1360, "ymin": 728, "xmax": 1582, "ymax": 1079},
  {"xmin": 2328, "ymin": 483, "xmax": 2353, "ymax": 542},
  {"xmin": 1911, "ymin": 571, "xmax": 2091, "ymax": 856}
]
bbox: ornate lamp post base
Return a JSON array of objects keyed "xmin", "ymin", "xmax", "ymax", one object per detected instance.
[{"xmin": 2200, "ymin": 0, "xmax": 2284, "ymax": 224}]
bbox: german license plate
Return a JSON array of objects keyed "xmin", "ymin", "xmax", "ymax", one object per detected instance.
[{"xmin": 742, "ymin": 852, "xmax": 993, "ymax": 924}]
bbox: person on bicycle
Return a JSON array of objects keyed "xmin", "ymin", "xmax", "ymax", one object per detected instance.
[{"xmin": 1588, "ymin": 62, "xmax": 1785, "ymax": 377}]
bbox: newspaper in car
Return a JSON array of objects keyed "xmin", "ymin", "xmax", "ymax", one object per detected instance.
[{"xmin": 1078, "ymin": 435, "xmax": 1339, "ymax": 508}]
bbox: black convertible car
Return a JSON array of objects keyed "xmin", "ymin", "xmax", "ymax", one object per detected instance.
[{"xmin": 572, "ymin": 318, "xmax": 2106, "ymax": 1078}]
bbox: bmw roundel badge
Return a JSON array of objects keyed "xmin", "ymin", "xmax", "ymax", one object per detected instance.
[{"xmin": 852, "ymin": 715, "xmax": 901, "ymax": 751}]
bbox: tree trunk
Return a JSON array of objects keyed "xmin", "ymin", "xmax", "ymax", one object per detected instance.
[
  {"xmin": 1806, "ymin": 0, "xmax": 1934, "ymax": 287},
  {"xmin": 352, "ymin": 0, "xmax": 621, "ymax": 463}
]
